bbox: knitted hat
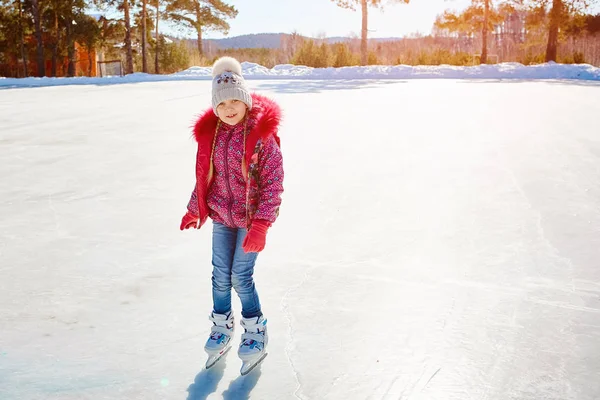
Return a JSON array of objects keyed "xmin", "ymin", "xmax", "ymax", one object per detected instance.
[{"xmin": 211, "ymin": 57, "xmax": 252, "ymax": 115}]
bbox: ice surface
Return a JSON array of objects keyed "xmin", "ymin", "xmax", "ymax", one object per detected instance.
[{"xmin": 1, "ymin": 79, "xmax": 600, "ymax": 399}]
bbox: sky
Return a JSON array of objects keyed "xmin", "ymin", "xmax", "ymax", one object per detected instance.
[
  {"xmin": 201, "ymin": 0, "xmax": 600, "ymax": 40},
  {"xmin": 94, "ymin": 0, "xmax": 600, "ymax": 41},
  {"xmin": 204, "ymin": 0, "xmax": 475, "ymax": 39}
]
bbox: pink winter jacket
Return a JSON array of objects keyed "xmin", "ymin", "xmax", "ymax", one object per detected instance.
[{"xmin": 186, "ymin": 93, "xmax": 284, "ymax": 229}]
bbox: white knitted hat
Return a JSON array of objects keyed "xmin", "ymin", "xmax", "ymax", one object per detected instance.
[{"xmin": 211, "ymin": 57, "xmax": 252, "ymax": 115}]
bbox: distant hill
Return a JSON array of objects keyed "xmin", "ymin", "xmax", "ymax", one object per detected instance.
[
  {"xmin": 323, "ymin": 36, "xmax": 402, "ymax": 44},
  {"xmin": 211, "ymin": 33, "xmax": 285, "ymax": 49},
  {"xmin": 185, "ymin": 33, "xmax": 404, "ymax": 50}
]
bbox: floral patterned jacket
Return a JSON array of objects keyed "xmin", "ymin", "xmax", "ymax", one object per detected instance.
[{"xmin": 186, "ymin": 93, "xmax": 284, "ymax": 229}]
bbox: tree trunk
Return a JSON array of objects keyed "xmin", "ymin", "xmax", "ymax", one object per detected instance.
[
  {"xmin": 197, "ymin": 28, "xmax": 203, "ymax": 56},
  {"xmin": 30, "ymin": 0, "xmax": 45, "ymax": 76},
  {"xmin": 481, "ymin": 0, "xmax": 489, "ymax": 64},
  {"xmin": 52, "ymin": 8, "xmax": 58, "ymax": 76},
  {"xmin": 360, "ymin": 0, "xmax": 368, "ymax": 66},
  {"xmin": 88, "ymin": 50, "xmax": 93, "ymax": 76},
  {"xmin": 155, "ymin": 0, "xmax": 160, "ymax": 74},
  {"xmin": 142, "ymin": 0, "xmax": 148, "ymax": 73},
  {"xmin": 65, "ymin": 20, "xmax": 75, "ymax": 76},
  {"xmin": 17, "ymin": 0, "xmax": 28, "ymax": 77},
  {"xmin": 545, "ymin": 0, "xmax": 562, "ymax": 62},
  {"xmin": 194, "ymin": 3, "xmax": 203, "ymax": 56},
  {"xmin": 123, "ymin": 0, "xmax": 134, "ymax": 74}
]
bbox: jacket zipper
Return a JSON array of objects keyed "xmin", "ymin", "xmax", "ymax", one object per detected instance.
[
  {"xmin": 245, "ymin": 159, "xmax": 251, "ymax": 229},
  {"xmin": 224, "ymin": 128, "xmax": 235, "ymax": 227}
]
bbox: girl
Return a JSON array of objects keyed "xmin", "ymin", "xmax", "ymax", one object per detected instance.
[{"xmin": 180, "ymin": 57, "xmax": 284, "ymax": 373}]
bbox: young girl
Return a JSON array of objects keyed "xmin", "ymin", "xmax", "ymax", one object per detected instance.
[{"xmin": 180, "ymin": 57, "xmax": 284, "ymax": 373}]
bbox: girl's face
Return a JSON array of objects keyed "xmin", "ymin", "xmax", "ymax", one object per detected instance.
[{"xmin": 216, "ymin": 99, "xmax": 247, "ymax": 125}]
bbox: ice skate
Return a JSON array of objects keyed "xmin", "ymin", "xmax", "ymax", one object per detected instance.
[
  {"xmin": 238, "ymin": 315, "xmax": 268, "ymax": 375},
  {"xmin": 204, "ymin": 311, "xmax": 234, "ymax": 369}
]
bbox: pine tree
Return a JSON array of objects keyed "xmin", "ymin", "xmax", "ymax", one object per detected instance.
[
  {"xmin": 435, "ymin": 0, "xmax": 501, "ymax": 64},
  {"xmin": 27, "ymin": 0, "xmax": 46, "ymax": 75},
  {"xmin": 315, "ymin": 42, "xmax": 331, "ymax": 67},
  {"xmin": 524, "ymin": 0, "xmax": 598, "ymax": 62},
  {"xmin": 48, "ymin": 0, "xmax": 64, "ymax": 76},
  {"xmin": 141, "ymin": 0, "xmax": 148, "ymax": 72},
  {"xmin": 331, "ymin": 0, "xmax": 410, "ymax": 66},
  {"xmin": 166, "ymin": 0, "xmax": 237, "ymax": 57},
  {"xmin": 333, "ymin": 42, "xmax": 356, "ymax": 67},
  {"xmin": 134, "ymin": 7, "xmax": 155, "ymax": 72},
  {"xmin": 292, "ymin": 39, "xmax": 319, "ymax": 67},
  {"xmin": 73, "ymin": 13, "xmax": 101, "ymax": 76},
  {"xmin": 546, "ymin": 0, "xmax": 563, "ymax": 61},
  {"xmin": 0, "ymin": 0, "xmax": 29, "ymax": 76},
  {"xmin": 16, "ymin": 0, "xmax": 28, "ymax": 76},
  {"xmin": 154, "ymin": 0, "xmax": 161, "ymax": 73},
  {"xmin": 95, "ymin": 0, "xmax": 134, "ymax": 74},
  {"xmin": 482, "ymin": 0, "xmax": 490, "ymax": 63}
]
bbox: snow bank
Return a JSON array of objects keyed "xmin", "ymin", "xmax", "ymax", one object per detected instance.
[{"xmin": 1, "ymin": 61, "xmax": 599, "ymax": 88}]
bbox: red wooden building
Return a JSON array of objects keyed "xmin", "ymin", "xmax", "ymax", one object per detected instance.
[{"xmin": 0, "ymin": 36, "xmax": 98, "ymax": 78}]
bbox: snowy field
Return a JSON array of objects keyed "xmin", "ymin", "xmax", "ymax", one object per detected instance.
[
  {"xmin": 1, "ymin": 61, "xmax": 600, "ymax": 88},
  {"xmin": 1, "ymin": 75, "xmax": 600, "ymax": 400}
]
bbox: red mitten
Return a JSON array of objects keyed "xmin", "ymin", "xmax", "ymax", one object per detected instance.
[
  {"xmin": 180, "ymin": 211, "xmax": 203, "ymax": 230},
  {"xmin": 242, "ymin": 220, "xmax": 270, "ymax": 253}
]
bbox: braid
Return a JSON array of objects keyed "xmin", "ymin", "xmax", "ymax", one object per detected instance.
[{"xmin": 207, "ymin": 120, "xmax": 220, "ymax": 184}]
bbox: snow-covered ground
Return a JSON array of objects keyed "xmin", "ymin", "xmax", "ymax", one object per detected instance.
[
  {"xmin": 1, "ymin": 77, "xmax": 600, "ymax": 400},
  {"xmin": 1, "ymin": 62, "xmax": 600, "ymax": 88}
]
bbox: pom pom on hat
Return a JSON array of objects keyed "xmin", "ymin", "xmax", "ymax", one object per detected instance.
[{"xmin": 212, "ymin": 56, "xmax": 243, "ymax": 78}]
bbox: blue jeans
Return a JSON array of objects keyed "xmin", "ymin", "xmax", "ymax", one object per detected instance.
[{"xmin": 211, "ymin": 222, "xmax": 262, "ymax": 319}]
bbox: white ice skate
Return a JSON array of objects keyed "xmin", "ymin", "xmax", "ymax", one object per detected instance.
[
  {"xmin": 204, "ymin": 311, "xmax": 234, "ymax": 369},
  {"xmin": 238, "ymin": 315, "xmax": 268, "ymax": 375}
]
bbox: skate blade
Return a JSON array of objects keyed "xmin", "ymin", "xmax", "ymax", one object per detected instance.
[
  {"xmin": 206, "ymin": 346, "xmax": 231, "ymax": 369},
  {"xmin": 240, "ymin": 352, "xmax": 268, "ymax": 376}
]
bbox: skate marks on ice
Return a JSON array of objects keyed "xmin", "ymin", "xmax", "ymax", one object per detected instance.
[
  {"xmin": 394, "ymin": 366, "xmax": 443, "ymax": 400},
  {"xmin": 279, "ymin": 261, "xmax": 321, "ymax": 400},
  {"xmin": 186, "ymin": 356, "xmax": 227, "ymax": 400},
  {"xmin": 276, "ymin": 258, "xmax": 369, "ymax": 400}
]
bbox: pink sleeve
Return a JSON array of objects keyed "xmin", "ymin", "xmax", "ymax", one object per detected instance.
[
  {"xmin": 187, "ymin": 183, "xmax": 199, "ymax": 215},
  {"xmin": 254, "ymin": 136, "xmax": 284, "ymax": 223}
]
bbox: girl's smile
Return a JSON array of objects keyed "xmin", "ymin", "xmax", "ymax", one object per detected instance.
[{"xmin": 217, "ymin": 99, "xmax": 247, "ymax": 125}]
